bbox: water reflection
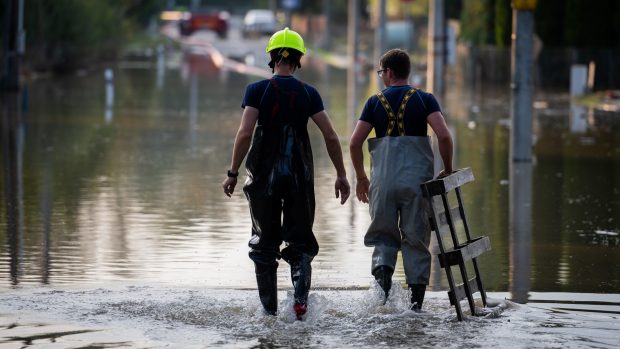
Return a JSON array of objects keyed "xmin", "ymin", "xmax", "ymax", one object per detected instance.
[
  {"xmin": 1, "ymin": 92, "xmax": 25, "ymax": 285},
  {"xmin": 156, "ymin": 44, "xmax": 166, "ymax": 90},
  {"xmin": 509, "ymin": 161, "xmax": 532, "ymax": 303},
  {"xmin": 0, "ymin": 57, "xmax": 618, "ymax": 292},
  {"xmin": 104, "ymin": 68, "xmax": 114, "ymax": 123},
  {"xmin": 569, "ymin": 103, "xmax": 588, "ymax": 134},
  {"xmin": 40, "ymin": 144, "xmax": 53, "ymax": 284}
]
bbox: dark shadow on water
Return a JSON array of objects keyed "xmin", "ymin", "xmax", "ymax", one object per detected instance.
[
  {"xmin": 7, "ymin": 330, "xmax": 95, "ymax": 345},
  {"xmin": 1, "ymin": 92, "xmax": 25, "ymax": 286}
]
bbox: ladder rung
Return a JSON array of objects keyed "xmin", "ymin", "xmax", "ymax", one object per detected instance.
[
  {"xmin": 421, "ymin": 167, "xmax": 474, "ymax": 197},
  {"xmin": 448, "ymin": 277, "xmax": 480, "ymax": 305},
  {"xmin": 438, "ymin": 236, "xmax": 492, "ymax": 267}
]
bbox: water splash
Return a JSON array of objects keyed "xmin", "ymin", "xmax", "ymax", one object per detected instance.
[{"xmin": 0, "ymin": 285, "xmax": 618, "ymax": 348}]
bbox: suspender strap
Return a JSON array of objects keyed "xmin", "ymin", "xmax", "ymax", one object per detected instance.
[
  {"xmin": 264, "ymin": 78, "xmax": 311, "ymax": 120},
  {"xmin": 376, "ymin": 88, "xmax": 417, "ymax": 136}
]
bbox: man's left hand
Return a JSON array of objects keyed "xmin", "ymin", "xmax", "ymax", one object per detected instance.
[
  {"xmin": 355, "ymin": 177, "xmax": 370, "ymax": 203},
  {"xmin": 335, "ymin": 176, "xmax": 350, "ymax": 205}
]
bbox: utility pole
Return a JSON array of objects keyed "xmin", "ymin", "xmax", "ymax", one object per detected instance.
[
  {"xmin": 426, "ymin": 0, "xmax": 445, "ymax": 96},
  {"xmin": 510, "ymin": 0, "xmax": 537, "ymax": 162},
  {"xmin": 509, "ymin": 161, "xmax": 532, "ymax": 303},
  {"xmin": 374, "ymin": 0, "xmax": 387, "ymax": 90},
  {"xmin": 347, "ymin": 0, "xmax": 359, "ymax": 127},
  {"xmin": 323, "ymin": 0, "xmax": 332, "ymax": 51},
  {"xmin": 2, "ymin": 0, "xmax": 24, "ymax": 92}
]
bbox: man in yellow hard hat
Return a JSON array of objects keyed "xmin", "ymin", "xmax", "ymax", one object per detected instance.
[{"xmin": 222, "ymin": 28, "xmax": 350, "ymax": 320}]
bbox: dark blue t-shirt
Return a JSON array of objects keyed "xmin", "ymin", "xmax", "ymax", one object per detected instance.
[
  {"xmin": 359, "ymin": 85, "xmax": 441, "ymax": 137},
  {"xmin": 241, "ymin": 75, "xmax": 324, "ymax": 125}
]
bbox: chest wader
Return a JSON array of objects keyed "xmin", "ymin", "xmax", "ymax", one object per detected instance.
[
  {"xmin": 243, "ymin": 78, "xmax": 316, "ymax": 317},
  {"xmin": 366, "ymin": 88, "xmax": 434, "ymax": 306}
]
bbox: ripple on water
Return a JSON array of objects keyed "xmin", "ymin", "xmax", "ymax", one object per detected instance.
[{"xmin": 0, "ymin": 285, "xmax": 619, "ymax": 348}]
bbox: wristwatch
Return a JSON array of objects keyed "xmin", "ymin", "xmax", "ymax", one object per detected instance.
[{"xmin": 227, "ymin": 170, "xmax": 239, "ymax": 178}]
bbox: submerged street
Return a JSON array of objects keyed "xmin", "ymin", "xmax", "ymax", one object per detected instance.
[{"xmin": 1, "ymin": 6, "xmax": 619, "ymax": 349}]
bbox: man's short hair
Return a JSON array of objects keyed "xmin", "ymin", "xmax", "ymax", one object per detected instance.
[
  {"xmin": 269, "ymin": 48, "xmax": 302, "ymax": 70},
  {"xmin": 380, "ymin": 49, "xmax": 410, "ymax": 80}
]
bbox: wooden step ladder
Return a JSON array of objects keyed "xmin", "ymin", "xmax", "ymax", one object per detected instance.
[{"xmin": 421, "ymin": 168, "xmax": 491, "ymax": 321}]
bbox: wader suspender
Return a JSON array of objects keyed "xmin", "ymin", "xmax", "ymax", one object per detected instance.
[{"xmin": 376, "ymin": 88, "xmax": 417, "ymax": 136}]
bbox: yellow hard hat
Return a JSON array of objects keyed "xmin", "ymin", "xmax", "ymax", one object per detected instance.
[{"xmin": 265, "ymin": 27, "xmax": 306, "ymax": 55}]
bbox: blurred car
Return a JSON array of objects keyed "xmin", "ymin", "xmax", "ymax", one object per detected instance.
[
  {"xmin": 242, "ymin": 9, "xmax": 277, "ymax": 38},
  {"xmin": 179, "ymin": 10, "xmax": 230, "ymax": 38}
]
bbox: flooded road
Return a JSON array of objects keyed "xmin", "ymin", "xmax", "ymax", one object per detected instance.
[
  {"xmin": 1, "ymin": 48, "xmax": 619, "ymax": 347},
  {"xmin": 1, "ymin": 286, "xmax": 619, "ymax": 348}
]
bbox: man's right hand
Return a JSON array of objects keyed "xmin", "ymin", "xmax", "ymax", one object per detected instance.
[
  {"xmin": 437, "ymin": 169, "xmax": 453, "ymax": 179},
  {"xmin": 222, "ymin": 177, "xmax": 237, "ymax": 197},
  {"xmin": 356, "ymin": 177, "xmax": 370, "ymax": 203}
]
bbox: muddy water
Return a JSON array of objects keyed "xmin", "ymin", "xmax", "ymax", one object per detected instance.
[{"xmin": 1, "ymin": 52, "xmax": 619, "ymax": 347}]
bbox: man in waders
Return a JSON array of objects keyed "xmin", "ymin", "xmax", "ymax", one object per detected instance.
[
  {"xmin": 222, "ymin": 28, "xmax": 350, "ymax": 319},
  {"xmin": 349, "ymin": 49, "xmax": 453, "ymax": 311}
]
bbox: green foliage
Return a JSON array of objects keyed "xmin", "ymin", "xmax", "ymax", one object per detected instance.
[
  {"xmin": 446, "ymin": 0, "xmax": 463, "ymax": 20},
  {"xmin": 460, "ymin": 0, "xmax": 493, "ymax": 45},
  {"xmin": 19, "ymin": 0, "xmax": 171, "ymax": 70},
  {"xmin": 121, "ymin": 0, "xmax": 168, "ymax": 27},
  {"xmin": 25, "ymin": 0, "xmax": 126, "ymax": 48},
  {"xmin": 494, "ymin": 0, "xmax": 510, "ymax": 47},
  {"xmin": 534, "ymin": 0, "xmax": 565, "ymax": 47},
  {"xmin": 535, "ymin": 0, "xmax": 620, "ymax": 47},
  {"xmin": 461, "ymin": 0, "xmax": 620, "ymax": 48}
]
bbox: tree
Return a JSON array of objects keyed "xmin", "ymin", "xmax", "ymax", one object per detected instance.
[
  {"xmin": 494, "ymin": 0, "xmax": 510, "ymax": 47},
  {"xmin": 460, "ymin": 0, "xmax": 493, "ymax": 45}
]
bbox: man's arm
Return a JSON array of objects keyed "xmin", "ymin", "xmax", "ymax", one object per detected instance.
[
  {"xmin": 427, "ymin": 111, "xmax": 453, "ymax": 177},
  {"xmin": 310, "ymin": 110, "xmax": 350, "ymax": 204},
  {"xmin": 222, "ymin": 106, "xmax": 259, "ymax": 197},
  {"xmin": 349, "ymin": 120, "xmax": 373, "ymax": 203}
]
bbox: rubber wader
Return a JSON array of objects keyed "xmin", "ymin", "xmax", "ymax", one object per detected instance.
[
  {"xmin": 243, "ymin": 78, "xmax": 317, "ymax": 316},
  {"xmin": 365, "ymin": 88, "xmax": 434, "ymax": 306}
]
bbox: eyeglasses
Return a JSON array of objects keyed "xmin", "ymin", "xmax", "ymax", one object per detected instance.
[{"xmin": 376, "ymin": 68, "xmax": 387, "ymax": 77}]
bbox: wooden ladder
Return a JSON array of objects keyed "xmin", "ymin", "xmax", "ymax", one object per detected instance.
[{"xmin": 421, "ymin": 168, "xmax": 491, "ymax": 321}]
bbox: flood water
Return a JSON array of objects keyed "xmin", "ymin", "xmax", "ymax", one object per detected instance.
[{"xmin": 1, "ymin": 50, "xmax": 619, "ymax": 348}]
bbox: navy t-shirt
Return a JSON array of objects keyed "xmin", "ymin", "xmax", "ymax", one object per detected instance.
[
  {"xmin": 241, "ymin": 75, "xmax": 324, "ymax": 124},
  {"xmin": 359, "ymin": 85, "xmax": 441, "ymax": 137}
]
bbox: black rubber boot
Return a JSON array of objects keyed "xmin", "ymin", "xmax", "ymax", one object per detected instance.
[
  {"xmin": 255, "ymin": 264, "xmax": 278, "ymax": 315},
  {"xmin": 409, "ymin": 284, "xmax": 426, "ymax": 312},
  {"xmin": 373, "ymin": 266, "xmax": 394, "ymax": 304},
  {"xmin": 290, "ymin": 253, "xmax": 313, "ymax": 320}
]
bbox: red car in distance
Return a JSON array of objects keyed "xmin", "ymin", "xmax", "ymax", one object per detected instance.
[{"xmin": 178, "ymin": 10, "xmax": 229, "ymax": 38}]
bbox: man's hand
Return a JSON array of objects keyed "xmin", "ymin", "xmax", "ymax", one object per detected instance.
[
  {"xmin": 356, "ymin": 177, "xmax": 370, "ymax": 203},
  {"xmin": 437, "ymin": 169, "xmax": 453, "ymax": 179},
  {"xmin": 222, "ymin": 177, "xmax": 237, "ymax": 197},
  {"xmin": 335, "ymin": 176, "xmax": 350, "ymax": 205}
]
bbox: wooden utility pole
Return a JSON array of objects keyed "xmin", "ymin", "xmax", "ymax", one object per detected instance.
[
  {"xmin": 510, "ymin": 0, "xmax": 537, "ymax": 162},
  {"xmin": 426, "ymin": 0, "xmax": 445, "ymax": 96}
]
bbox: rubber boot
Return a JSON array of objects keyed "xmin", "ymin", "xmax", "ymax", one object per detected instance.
[
  {"xmin": 255, "ymin": 264, "xmax": 278, "ymax": 315},
  {"xmin": 409, "ymin": 284, "xmax": 426, "ymax": 312},
  {"xmin": 290, "ymin": 254, "xmax": 312, "ymax": 320},
  {"xmin": 373, "ymin": 266, "xmax": 393, "ymax": 304}
]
